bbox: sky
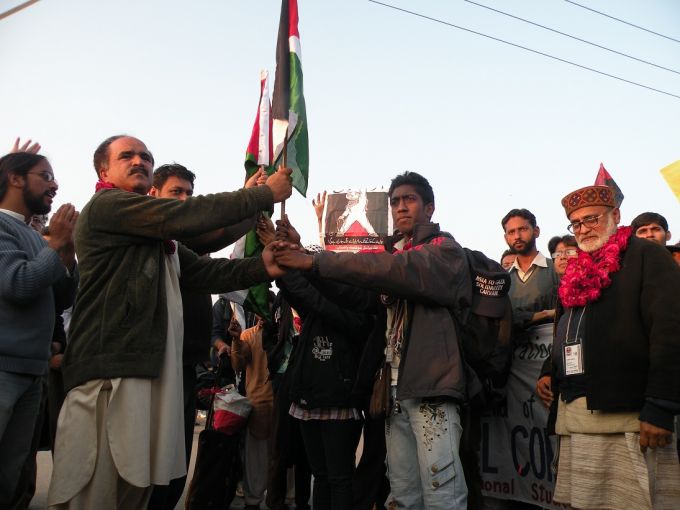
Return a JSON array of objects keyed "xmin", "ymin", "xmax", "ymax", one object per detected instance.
[{"xmin": 1, "ymin": 0, "xmax": 679, "ymax": 263}]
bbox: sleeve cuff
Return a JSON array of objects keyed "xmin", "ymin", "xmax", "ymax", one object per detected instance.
[{"xmin": 639, "ymin": 400, "xmax": 675, "ymax": 431}]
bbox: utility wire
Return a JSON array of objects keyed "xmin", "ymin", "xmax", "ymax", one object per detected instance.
[
  {"xmin": 564, "ymin": 0, "xmax": 680, "ymax": 44},
  {"xmin": 0, "ymin": 0, "xmax": 40, "ymax": 21},
  {"xmin": 463, "ymin": 0, "xmax": 680, "ymax": 75},
  {"xmin": 367, "ymin": 0, "xmax": 680, "ymax": 101}
]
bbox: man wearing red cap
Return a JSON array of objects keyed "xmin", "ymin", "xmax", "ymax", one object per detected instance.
[{"xmin": 550, "ymin": 185, "xmax": 680, "ymax": 509}]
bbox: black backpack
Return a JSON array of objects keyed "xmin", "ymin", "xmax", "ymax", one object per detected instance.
[{"xmin": 457, "ymin": 248, "xmax": 513, "ymax": 404}]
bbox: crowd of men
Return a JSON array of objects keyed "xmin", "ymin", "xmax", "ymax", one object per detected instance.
[{"xmin": 1, "ymin": 134, "xmax": 679, "ymax": 510}]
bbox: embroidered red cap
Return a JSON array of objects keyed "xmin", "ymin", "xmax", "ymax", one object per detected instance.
[{"xmin": 561, "ymin": 185, "xmax": 616, "ymax": 217}]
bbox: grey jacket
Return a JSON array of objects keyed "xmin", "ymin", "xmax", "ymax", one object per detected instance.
[{"xmin": 314, "ymin": 223, "xmax": 472, "ymax": 401}]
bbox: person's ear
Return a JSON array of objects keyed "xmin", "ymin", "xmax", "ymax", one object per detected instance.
[
  {"xmin": 149, "ymin": 186, "xmax": 159, "ymax": 197},
  {"xmin": 425, "ymin": 202, "xmax": 434, "ymax": 220}
]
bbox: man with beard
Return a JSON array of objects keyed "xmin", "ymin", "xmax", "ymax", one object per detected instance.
[
  {"xmin": 501, "ymin": 208, "xmax": 559, "ymax": 343},
  {"xmin": 493, "ymin": 209, "xmax": 558, "ymax": 510},
  {"xmin": 550, "ymin": 185, "xmax": 680, "ymax": 509},
  {"xmin": 0, "ymin": 152, "xmax": 78, "ymax": 507},
  {"xmin": 631, "ymin": 211, "xmax": 672, "ymax": 246},
  {"xmin": 47, "ymin": 135, "xmax": 291, "ymax": 509}
]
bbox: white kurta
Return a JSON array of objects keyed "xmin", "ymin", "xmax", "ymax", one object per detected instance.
[{"xmin": 49, "ymin": 251, "xmax": 185, "ymax": 505}]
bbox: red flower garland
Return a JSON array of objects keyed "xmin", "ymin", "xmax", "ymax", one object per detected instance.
[{"xmin": 558, "ymin": 226, "xmax": 632, "ymax": 308}]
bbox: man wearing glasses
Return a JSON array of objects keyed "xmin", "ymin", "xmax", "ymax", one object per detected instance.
[
  {"xmin": 550, "ymin": 185, "xmax": 680, "ymax": 509},
  {"xmin": 0, "ymin": 151, "xmax": 78, "ymax": 507}
]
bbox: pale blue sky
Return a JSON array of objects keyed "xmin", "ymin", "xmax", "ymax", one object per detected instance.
[{"xmin": 1, "ymin": 0, "xmax": 678, "ymax": 260}]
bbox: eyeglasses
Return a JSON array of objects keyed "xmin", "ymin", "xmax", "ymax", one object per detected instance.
[
  {"xmin": 567, "ymin": 213, "xmax": 605, "ymax": 233},
  {"xmin": 27, "ymin": 171, "xmax": 57, "ymax": 185},
  {"xmin": 551, "ymin": 248, "xmax": 578, "ymax": 259}
]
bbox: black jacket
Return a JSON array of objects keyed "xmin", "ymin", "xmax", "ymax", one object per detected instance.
[
  {"xmin": 551, "ymin": 236, "xmax": 680, "ymax": 429},
  {"xmin": 278, "ymin": 272, "xmax": 373, "ymax": 409}
]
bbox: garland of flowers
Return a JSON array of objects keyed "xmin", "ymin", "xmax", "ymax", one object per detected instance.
[{"xmin": 559, "ymin": 226, "xmax": 632, "ymax": 308}]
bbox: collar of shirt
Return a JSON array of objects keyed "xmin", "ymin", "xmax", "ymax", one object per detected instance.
[
  {"xmin": 510, "ymin": 252, "xmax": 548, "ymax": 281},
  {"xmin": 0, "ymin": 208, "xmax": 28, "ymax": 223}
]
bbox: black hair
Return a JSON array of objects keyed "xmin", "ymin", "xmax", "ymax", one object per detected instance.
[
  {"xmin": 501, "ymin": 208, "xmax": 537, "ymax": 230},
  {"xmin": 388, "ymin": 171, "xmax": 434, "ymax": 205},
  {"xmin": 547, "ymin": 235, "xmax": 577, "ymax": 255},
  {"xmin": 500, "ymin": 249, "xmax": 515, "ymax": 261},
  {"xmin": 93, "ymin": 135, "xmax": 155, "ymax": 177},
  {"xmin": 0, "ymin": 152, "xmax": 48, "ymax": 201},
  {"xmin": 631, "ymin": 212, "xmax": 668, "ymax": 233},
  {"xmin": 152, "ymin": 163, "xmax": 196, "ymax": 190}
]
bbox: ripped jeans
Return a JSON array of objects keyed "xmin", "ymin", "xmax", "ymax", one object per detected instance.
[{"xmin": 385, "ymin": 389, "xmax": 467, "ymax": 510}]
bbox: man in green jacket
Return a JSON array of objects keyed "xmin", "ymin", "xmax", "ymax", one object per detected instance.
[{"xmin": 48, "ymin": 135, "xmax": 292, "ymax": 510}]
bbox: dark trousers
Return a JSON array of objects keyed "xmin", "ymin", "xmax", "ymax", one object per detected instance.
[
  {"xmin": 148, "ymin": 364, "xmax": 198, "ymax": 510},
  {"xmin": 267, "ymin": 372, "xmax": 312, "ymax": 510},
  {"xmin": 352, "ymin": 414, "xmax": 389, "ymax": 510},
  {"xmin": 9, "ymin": 376, "xmax": 48, "ymax": 510},
  {"xmin": 299, "ymin": 419, "xmax": 361, "ymax": 510}
]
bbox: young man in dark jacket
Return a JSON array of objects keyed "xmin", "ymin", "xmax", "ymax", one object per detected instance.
[{"xmin": 274, "ymin": 172, "xmax": 471, "ymax": 510}]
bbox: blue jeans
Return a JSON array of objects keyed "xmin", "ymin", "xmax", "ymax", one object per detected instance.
[
  {"xmin": 385, "ymin": 392, "xmax": 467, "ymax": 509},
  {"xmin": 0, "ymin": 370, "xmax": 43, "ymax": 507}
]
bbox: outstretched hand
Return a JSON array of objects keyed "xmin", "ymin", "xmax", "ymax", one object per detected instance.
[
  {"xmin": 265, "ymin": 165, "xmax": 293, "ymax": 203},
  {"xmin": 11, "ymin": 137, "xmax": 41, "ymax": 154},
  {"xmin": 312, "ymin": 191, "xmax": 326, "ymax": 227},
  {"xmin": 245, "ymin": 167, "xmax": 268, "ymax": 189},
  {"xmin": 256, "ymin": 214, "xmax": 276, "ymax": 246},
  {"xmin": 262, "ymin": 241, "xmax": 297, "ymax": 278},
  {"xmin": 273, "ymin": 243, "xmax": 313, "ymax": 271},
  {"xmin": 275, "ymin": 214, "xmax": 301, "ymax": 245}
]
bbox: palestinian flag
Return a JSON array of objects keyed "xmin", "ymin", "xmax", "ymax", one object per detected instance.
[
  {"xmin": 594, "ymin": 163, "xmax": 624, "ymax": 207},
  {"xmin": 272, "ymin": 0, "xmax": 309, "ymax": 196},
  {"xmin": 228, "ymin": 233, "xmax": 271, "ymax": 321},
  {"xmin": 245, "ymin": 70, "xmax": 273, "ymax": 178},
  {"xmin": 230, "ymin": 71, "xmax": 275, "ymax": 321}
]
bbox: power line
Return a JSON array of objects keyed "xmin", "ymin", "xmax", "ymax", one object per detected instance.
[
  {"xmin": 463, "ymin": 0, "xmax": 680, "ymax": 75},
  {"xmin": 564, "ymin": 0, "xmax": 680, "ymax": 44},
  {"xmin": 0, "ymin": 0, "xmax": 40, "ymax": 22},
  {"xmin": 367, "ymin": 0, "xmax": 680, "ymax": 101}
]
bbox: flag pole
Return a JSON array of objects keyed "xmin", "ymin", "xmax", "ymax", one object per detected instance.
[{"xmin": 281, "ymin": 138, "xmax": 288, "ymax": 219}]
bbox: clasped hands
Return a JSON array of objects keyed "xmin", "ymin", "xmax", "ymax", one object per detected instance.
[{"xmin": 261, "ymin": 215, "xmax": 316, "ymax": 278}]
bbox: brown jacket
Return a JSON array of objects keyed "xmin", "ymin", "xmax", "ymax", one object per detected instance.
[{"xmin": 314, "ymin": 223, "xmax": 472, "ymax": 402}]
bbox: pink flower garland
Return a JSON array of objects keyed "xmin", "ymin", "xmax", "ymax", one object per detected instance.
[{"xmin": 558, "ymin": 226, "xmax": 632, "ymax": 308}]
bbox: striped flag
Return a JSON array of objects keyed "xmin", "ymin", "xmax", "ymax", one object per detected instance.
[
  {"xmin": 245, "ymin": 70, "xmax": 273, "ymax": 178},
  {"xmin": 594, "ymin": 163, "xmax": 624, "ymax": 207},
  {"xmin": 230, "ymin": 72, "xmax": 275, "ymax": 321},
  {"xmin": 272, "ymin": 0, "xmax": 309, "ymax": 196}
]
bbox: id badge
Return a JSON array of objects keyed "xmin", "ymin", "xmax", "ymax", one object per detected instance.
[{"xmin": 563, "ymin": 341, "xmax": 584, "ymax": 376}]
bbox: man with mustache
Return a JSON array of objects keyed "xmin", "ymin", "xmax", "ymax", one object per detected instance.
[
  {"xmin": 48, "ymin": 135, "xmax": 292, "ymax": 509},
  {"xmin": 0, "ymin": 152, "xmax": 78, "ymax": 507},
  {"xmin": 501, "ymin": 208, "xmax": 559, "ymax": 344},
  {"xmin": 550, "ymin": 185, "xmax": 680, "ymax": 509}
]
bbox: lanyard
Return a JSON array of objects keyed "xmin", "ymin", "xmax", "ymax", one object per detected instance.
[{"xmin": 565, "ymin": 306, "xmax": 586, "ymax": 345}]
